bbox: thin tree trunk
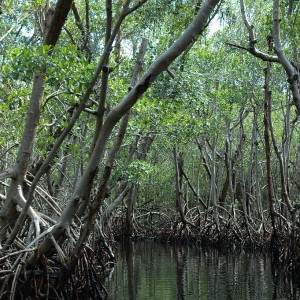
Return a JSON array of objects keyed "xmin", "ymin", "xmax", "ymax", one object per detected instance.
[
  {"xmin": 252, "ymin": 105, "xmax": 263, "ymax": 223},
  {"xmin": 74, "ymin": 38, "xmax": 148, "ymax": 255},
  {"xmin": 125, "ymin": 131, "xmax": 155, "ymax": 236},
  {"xmin": 268, "ymin": 90, "xmax": 293, "ymax": 213},
  {"xmin": 264, "ymin": 63, "xmax": 277, "ymax": 233},
  {"xmin": 210, "ymin": 137, "xmax": 220, "ymax": 230},
  {"xmin": 173, "ymin": 148, "xmax": 186, "ymax": 226}
]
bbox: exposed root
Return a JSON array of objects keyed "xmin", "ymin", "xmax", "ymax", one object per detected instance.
[
  {"xmin": 0, "ymin": 243, "xmax": 114, "ymax": 299},
  {"xmin": 112, "ymin": 204, "xmax": 300, "ymax": 269}
]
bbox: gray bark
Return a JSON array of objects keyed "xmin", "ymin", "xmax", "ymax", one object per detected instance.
[
  {"xmin": 0, "ymin": 0, "xmax": 73, "ymax": 248},
  {"xmin": 273, "ymin": 0, "xmax": 300, "ymax": 114},
  {"xmin": 30, "ymin": 0, "xmax": 221, "ymax": 261}
]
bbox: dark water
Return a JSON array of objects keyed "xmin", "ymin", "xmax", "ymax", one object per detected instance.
[{"xmin": 106, "ymin": 241, "xmax": 300, "ymax": 300}]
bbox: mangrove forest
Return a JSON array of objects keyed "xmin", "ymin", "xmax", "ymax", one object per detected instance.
[{"xmin": 1, "ymin": 0, "xmax": 300, "ymax": 298}]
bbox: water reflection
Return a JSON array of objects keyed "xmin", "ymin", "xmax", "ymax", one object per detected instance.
[{"xmin": 106, "ymin": 241, "xmax": 300, "ymax": 300}]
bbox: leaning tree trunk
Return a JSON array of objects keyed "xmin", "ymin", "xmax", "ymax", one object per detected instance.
[
  {"xmin": 0, "ymin": 0, "xmax": 74, "ymax": 248},
  {"xmin": 72, "ymin": 37, "xmax": 148, "ymax": 257},
  {"xmin": 30, "ymin": 0, "xmax": 222, "ymax": 262}
]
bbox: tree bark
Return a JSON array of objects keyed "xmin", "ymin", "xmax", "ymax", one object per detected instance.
[
  {"xmin": 0, "ymin": 0, "xmax": 74, "ymax": 248},
  {"xmin": 264, "ymin": 63, "xmax": 277, "ymax": 232},
  {"xmin": 273, "ymin": 0, "xmax": 300, "ymax": 114},
  {"xmin": 173, "ymin": 148, "xmax": 186, "ymax": 226},
  {"xmin": 29, "ymin": 0, "xmax": 222, "ymax": 261}
]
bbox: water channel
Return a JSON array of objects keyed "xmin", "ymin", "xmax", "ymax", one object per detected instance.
[{"xmin": 106, "ymin": 241, "xmax": 300, "ymax": 300}]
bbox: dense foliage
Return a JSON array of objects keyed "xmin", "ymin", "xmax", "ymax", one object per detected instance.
[{"xmin": 1, "ymin": 0, "xmax": 300, "ymax": 298}]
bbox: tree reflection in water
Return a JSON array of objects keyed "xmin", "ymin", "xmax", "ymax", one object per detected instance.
[{"xmin": 106, "ymin": 241, "xmax": 300, "ymax": 300}]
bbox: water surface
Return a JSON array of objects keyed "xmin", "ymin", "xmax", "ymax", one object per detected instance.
[{"xmin": 106, "ymin": 241, "xmax": 299, "ymax": 299}]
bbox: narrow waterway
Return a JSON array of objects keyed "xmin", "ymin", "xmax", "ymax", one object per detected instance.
[{"xmin": 106, "ymin": 241, "xmax": 299, "ymax": 300}]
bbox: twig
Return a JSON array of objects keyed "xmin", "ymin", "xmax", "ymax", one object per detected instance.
[
  {"xmin": 0, "ymin": 248, "xmax": 36, "ymax": 263},
  {"xmin": 25, "ymin": 225, "xmax": 55, "ymax": 249}
]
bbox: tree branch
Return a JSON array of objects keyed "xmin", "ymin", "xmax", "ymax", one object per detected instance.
[{"xmin": 273, "ymin": 0, "xmax": 300, "ymax": 114}]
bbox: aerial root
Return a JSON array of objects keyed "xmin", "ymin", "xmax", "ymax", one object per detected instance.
[{"xmin": 0, "ymin": 240, "xmax": 114, "ymax": 299}]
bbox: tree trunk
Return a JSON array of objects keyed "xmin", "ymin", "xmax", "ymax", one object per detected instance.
[
  {"xmin": 0, "ymin": 0, "xmax": 74, "ymax": 249},
  {"xmin": 173, "ymin": 148, "xmax": 186, "ymax": 226},
  {"xmin": 264, "ymin": 63, "xmax": 277, "ymax": 232},
  {"xmin": 24, "ymin": 0, "xmax": 221, "ymax": 262}
]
